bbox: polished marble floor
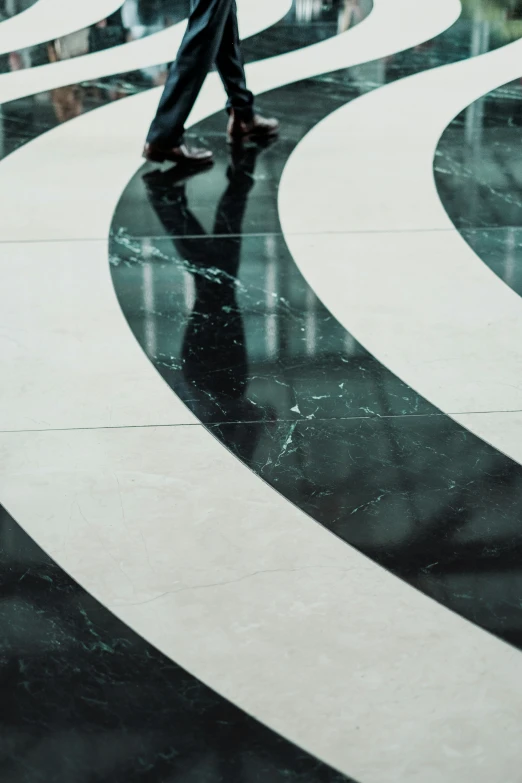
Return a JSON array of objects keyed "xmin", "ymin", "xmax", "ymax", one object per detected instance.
[{"xmin": 2, "ymin": 1, "xmax": 522, "ymax": 781}]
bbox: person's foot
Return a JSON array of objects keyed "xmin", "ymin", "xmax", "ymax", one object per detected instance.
[
  {"xmin": 143, "ymin": 142, "xmax": 213, "ymax": 166},
  {"xmin": 227, "ymin": 110, "xmax": 279, "ymax": 143}
]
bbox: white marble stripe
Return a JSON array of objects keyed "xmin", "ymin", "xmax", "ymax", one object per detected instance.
[
  {"xmin": 278, "ymin": 32, "xmax": 522, "ymax": 468},
  {"xmin": 3, "ymin": 3, "xmax": 522, "ymax": 783},
  {"xmin": 0, "ymin": 240, "xmax": 196, "ymax": 431},
  {"xmin": 0, "ymin": 0, "xmax": 291, "ymax": 107},
  {"xmin": 0, "ymin": 0, "xmax": 124, "ymax": 56},
  {"xmin": 279, "ymin": 37, "xmax": 522, "ymax": 235}
]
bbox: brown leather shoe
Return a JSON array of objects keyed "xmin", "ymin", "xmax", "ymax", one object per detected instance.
[
  {"xmin": 227, "ymin": 111, "xmax": 279, "ymax": 143},
  {"xmin": 143, "ymin": 142, "xmax": 213, "ymax": 166}
]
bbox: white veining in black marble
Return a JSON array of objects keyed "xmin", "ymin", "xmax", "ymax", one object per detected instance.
[
  {"xmin": 435, "ymin": 73, "xmax": 522, "ymax": 299},
  {"xmin": 110, "ymin": 0, "xmax": 522, "ymax": 652}
]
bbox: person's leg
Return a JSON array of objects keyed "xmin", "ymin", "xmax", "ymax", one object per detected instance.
[
  {"xmin": 214, "ymin": 1, "xmax": 254, "ymax": 120},
  {"xmin": 146, "ymin": 0, "xmax": 233, "ymax": 148},
  {"xmin": 214, "ymin": 1, "xmax": 279, "ymax": 142}
]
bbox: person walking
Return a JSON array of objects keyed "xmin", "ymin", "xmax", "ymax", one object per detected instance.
[{"xmin": 143, "ymin": 0, "xmax": 279, "ymax": 166}]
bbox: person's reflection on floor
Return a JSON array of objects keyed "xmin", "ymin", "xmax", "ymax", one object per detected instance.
[{"xmin": 143, "ymin": 142, "xmax": 276, "ymax": 460}]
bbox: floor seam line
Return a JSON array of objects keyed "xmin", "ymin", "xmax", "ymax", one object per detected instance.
[
  {"xmin": 0, "ymin": 227, "xmax": 491, "ymax": 245},
  {"xmin": 3, "ymin": 408, "xmax": 522, "ymax": 434}
]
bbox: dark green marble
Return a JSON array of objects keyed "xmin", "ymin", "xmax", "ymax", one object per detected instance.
[
  {"xmin": 435, "ymin": 79, "xmax": 522, "ymax": 230},
  {"xmin": 212, "ymin": 416, "xmax": 522, "ymax": 649},
  {"xmin": 435, "ymin": 74, "xmax": 522, "ymax": 303},
  {"xmin": 0, "ymin": 505, "xmax": 353, "ymax": 783},
  {"xmin": 111, "ymin": 209, "xmax": 432, "ymax": 423}
]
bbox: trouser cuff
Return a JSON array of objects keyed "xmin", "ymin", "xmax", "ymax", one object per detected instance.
[{"xmin": 226, "ymin": 100, "xmax": 254, "ymax": 121}]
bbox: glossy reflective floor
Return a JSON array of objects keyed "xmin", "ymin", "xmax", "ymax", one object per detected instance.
[
  {"xmin": 2, "ymin": 1, "xmax": 522, "ymax": 782},
  {"xmin": 0, "ymin": 0, "xmax": 38, "ymax": 20}
]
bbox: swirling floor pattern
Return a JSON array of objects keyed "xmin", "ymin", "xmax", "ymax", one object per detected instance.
[
  {"xmin": 0, "ymin": 0, "xmax": 455, "ymax": 430},
  {"xmin": 0, "ymin": 0, "xmax": 125, "ymax": 55},
  {"xmin": 279, "ymin": 13, "xmax": 522, "ymax": 467},
  {"xmin": 2, "ymin": 0, "xmax": 522, "ymax": 782},
  {"xmin": 0, "ymin": 0, "xmax": 291, "ymax": 106},
  {"xmin": 0, "ymin": 0, "xmax": 294, "ymax": 432},
  {"xmin": 0, "ymin": 5, "xmax": 363, "ymax": 779},
  {"xmin": 108, "ymin": 3, "xmax": 522, "ymax": 650}
]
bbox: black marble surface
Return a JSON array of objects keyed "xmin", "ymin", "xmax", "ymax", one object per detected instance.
[
  {"xmin": 435, "ymin": 77, "xmax": 522, "ymax": 224},
  {"xmin": 435, "ymin": 75, "xmax": 522, "ymax": 298},
  {"xmin": 0, "ymin": 505, "xmax": 353, "ymax": 783},
  {"xmin": 110, "ymin": 0, "xmax": 522, "ymax": 653},
  {"xmin": 112, "ymin": 139, "xmax": 432, "ymax": 422}
]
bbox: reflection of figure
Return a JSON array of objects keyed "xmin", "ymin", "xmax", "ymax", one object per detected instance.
[
  {"xmin": 49, "ymin": 85, "xmax": 83, "ymax": 123},
  {"xmin": 143, "ymin": 143, "xmax": 275, "ymax": 455},
  {"xmin": 143, "ymin": 0, "xmax": 279, "ymax": 167},
  {"xmin": 337, "ymin": 0, "xmax": 367, "ymax": 33}
]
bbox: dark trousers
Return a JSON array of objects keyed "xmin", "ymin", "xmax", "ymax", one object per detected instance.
[{"xmin": 146, "ymin": 0, "xmax": 254, "ymax": 147}]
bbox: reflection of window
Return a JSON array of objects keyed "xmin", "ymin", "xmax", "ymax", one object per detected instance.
[
  {"xmin": 52, "ymin": 29, "xmax": 90, "ymax": 60},
  {"xmin": 121, "ymin": 0, "xmax": 165, "ymax": 41},
  {"xmin": 294, "ymin": 0, "xmax": 327, "ymax": 23}
]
